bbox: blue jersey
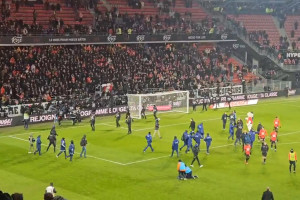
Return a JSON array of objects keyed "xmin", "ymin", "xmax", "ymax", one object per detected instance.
[
  {"xmin": 69, "ymin": 144, "xmax": 75, "ymax": 154},
  {"xmin": 182, "ymin": 131, "xmax": 188, "ymax": 143},
  {"xmin": 60, "ymin": 139, "xmax": 66, "ymax": 150},
  {"xmin": 204, "ymin": 136, "xmax": 212, "ymax": 146},
  {"xmin": 155, "ymin": 120, "xmax": 159, "ymax": 128},
  {"xmin": 36, "ymin": 136, "xmax": 41, "ymax": 148},
  {"xmin": 179, "ymin": 162, "xmax": 185, "ymax": 171},
  {"xmin": 193, "ymin": 133, "xmax": 201, "ymax": 144},
  {"xmin": 229, "ymin": 124, "xmax": 235, "ymax": 134},
  {"xmin": 244, "ymin": 134, "xmax": 251, "ymax": 144},
  {"xmin": 185, "ymin": 166, "xmax": 192, "ymax": 173},
  {"xmin": 187, "ymin": 134, "xmax": 193, "ymax": 146},
  {"xmin": 146, "ymin": 134, "xmax": 152, "ymax": 143},
  {"xmin": 172, "ymin": 139, "xmax": 179, "ymax": 150},
  {"xmin": 249, "ymin": 130, "xmax": 256, "ymax": 142}
]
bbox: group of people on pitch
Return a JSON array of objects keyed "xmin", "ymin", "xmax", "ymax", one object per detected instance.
[{"xmin": 28, "ymin": 125, "xmax": 88, "ymax": 161}]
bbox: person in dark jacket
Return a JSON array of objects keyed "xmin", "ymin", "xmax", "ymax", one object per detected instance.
[
  {"xmin": 34, "ymin": 135, "xmax": 42, "ymax": 155},
  {"xmin": 261, "ymin": 187, "xmax": 274, "ymax": 200},
  {"xmin": 46, "ymin": 133, "xmax": 57, "ymax": 152},
  {"xmin": 115, "ymin": 111, "xmax": 121, "ymax": 127},
  {"xmin": 257, "ymin": 122, "xmax": 263, "ymax": 140},
  {"xmin": 189, "ymin": 118, "xmax": 195, "ymax": 132},
  {"xmin": 126, "ymin": 115, "xmax": 132, "ymax": 134},
  {"xmin": 221, "ymin": 112, "xmax": 229, "ymax": 130},
  {"xmin": 190, "ymin": 144, "xmax": 203, "ymax": 168}
]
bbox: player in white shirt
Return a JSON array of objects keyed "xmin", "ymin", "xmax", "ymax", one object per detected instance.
[{"xmin": 45, "ymin": 182, "xmax": 57, "ymax": 196}]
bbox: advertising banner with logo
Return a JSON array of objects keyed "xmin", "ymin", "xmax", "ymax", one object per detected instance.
[
  {"xmin": 192, "ymin": 91, "xmax": 285, "ymax": 105},
  {"xmin": 209, "ymin": 99, "xmax": 258, "ymax": 109},
  {"xmin": 1, "ymin": 34, "xmax": 236, "ymax": 46},
  {"xmin": 195, "ymin": 85, "xmax": 243, "ymax": 98}
]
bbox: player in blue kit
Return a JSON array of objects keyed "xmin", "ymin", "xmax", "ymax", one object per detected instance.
[
  {"xmin": 171, "ymin": 136, "xmax": 179, "ymax": 157},
  {"xmin": 56, "ymin": 138, "xmax": 67, "ymax": 159},
  {"xmin": 66, "ymin": 140, "xmax": 75, "ymax": 161},
  {"xmin": 143, "ymin": 132, "xmax": 154, "ymax": 153},
  {"xmin": 204, "ymin": 133, "xmax": 212, "ymax": 154}
]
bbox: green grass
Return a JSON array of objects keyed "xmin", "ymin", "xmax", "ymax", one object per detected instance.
[{"xmin": 1, "ymin": 96, "xmax": 300, "ymax": 200}]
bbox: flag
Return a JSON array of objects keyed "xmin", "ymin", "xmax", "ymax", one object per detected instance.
[{"xmin": 197, "ymin": 123, "xmax": 204, "ymax": 138}]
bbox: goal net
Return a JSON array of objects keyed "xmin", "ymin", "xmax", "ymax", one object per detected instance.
[{"xmin": 127, "ymin": 91, "xmax": 189, "ymax": 119}]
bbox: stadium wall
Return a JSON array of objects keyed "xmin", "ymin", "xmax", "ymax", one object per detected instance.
[{"xmin": 1, "ymin": 90, "xmax": 300, "ymax": 128}]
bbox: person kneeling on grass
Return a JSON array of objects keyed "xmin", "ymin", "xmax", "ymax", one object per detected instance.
[
  {"xmin": 185, "ymin": 165, "xmax": 198, "ymax": 179},
  {"xmin": 177, "ymin": 160, "xmax": 186, "ymax": 180}
]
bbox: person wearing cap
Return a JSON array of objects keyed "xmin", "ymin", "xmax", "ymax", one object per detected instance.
[
  {"xmin": 28, "ymin": 133, "xmax": 35, "ymax": 153},
  {"xmin": 56, "ymin": 138, "xmax": 66, "ymax": 158},
  {"xmin": 289, "ymin": 149, "xmax": 297, "ymax": 173},
  {"xmin": 261, "ymin": 187, "xmax": 274, "ymax": 200},
  {"xmin": 190, "ymin": 143, "xmax": 203, "ymax": 168},
  {"xmin": 45, "ymin": 182, "xmax": 57, "ymax": 197},
  {"xmin": 34, "ymin": 135, "xmax": 42, "ymax": 156},
  {"xmin": 153, "ymin": 118, "xmax": 161, "ymax": 139},
  {"xmin": 66, "ymin": 140, "xmax": 75, "ymax": 161}
]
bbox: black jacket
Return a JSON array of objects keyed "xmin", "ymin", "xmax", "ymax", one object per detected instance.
[
  {"xmin": 262, "ymin": 190, "xmax": 274, "ymax": 200},
  {"xmin": 192, "ymin": 146, "xmax": 199, "ymax": 156}
]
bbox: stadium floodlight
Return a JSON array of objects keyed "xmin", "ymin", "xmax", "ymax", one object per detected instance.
[{"xmin": 127, "ymin": 91, "xmax": 189, "ymax": 119}]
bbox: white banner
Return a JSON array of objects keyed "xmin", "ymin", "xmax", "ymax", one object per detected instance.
[{"xmin": 195, "ymin": 85, "xmax": 243, "ymax": 98}]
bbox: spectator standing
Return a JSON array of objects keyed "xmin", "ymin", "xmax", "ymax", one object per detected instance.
[
  {"xmin": 80, "ymin": 135, "xmax": 87, "ymax": 158},
  {"xmin": 261, "ymin": 187, "xmax": 274, "ymax": 200}
]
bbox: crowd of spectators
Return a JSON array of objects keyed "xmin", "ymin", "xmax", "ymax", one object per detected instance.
[
  {"xmin": 0, "ymin": 42, "xmax": 251, "ymax": 107},
  {"xmin": 94, "ymin": 7, "xmax": 226, "ymax": 36}
]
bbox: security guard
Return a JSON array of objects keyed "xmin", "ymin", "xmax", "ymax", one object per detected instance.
[{"xmin": 289, "ymin": 149, "xmax": 297, "ymax": 173}]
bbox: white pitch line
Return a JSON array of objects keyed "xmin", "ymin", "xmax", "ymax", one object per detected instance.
[
  {"xmin": 133, "ymin": 117, "xmax": 220, "ymax": 132},
  {"xmin": 124, "ymin": 155, "xmax": 170, "ymax": 165},
  {"xmin": 99, "ymin": 123, "xmax": 128, "ymax": 130},
  {"xmin": 280, "ymin": 130, "xmax": 300, "ymax": 136}
]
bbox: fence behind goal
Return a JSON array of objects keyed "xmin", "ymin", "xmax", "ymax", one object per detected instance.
[{"xmin": 127, "ymin": 91, "xmax": 189, "ymax": 119}]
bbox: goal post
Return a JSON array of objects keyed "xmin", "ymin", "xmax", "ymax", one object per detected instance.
[{"xmin": 127, "ymin": 91, "xmax": 189, "ymax": 119}]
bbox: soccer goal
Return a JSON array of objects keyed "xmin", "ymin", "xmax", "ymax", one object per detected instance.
[{"xmin": 127, "ymin": 91, "xmax": 189, "ymax": 119}]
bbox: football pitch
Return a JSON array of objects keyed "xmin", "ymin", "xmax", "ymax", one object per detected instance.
[{"xmin": 0, "ymin": 96, "xmax": 300, "ymax": 200}]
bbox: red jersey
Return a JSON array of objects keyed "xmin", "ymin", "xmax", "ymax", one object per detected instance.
[
  {"xmin": 274, "ymin": 118, "xmax": 280, "ymax": 128},
  {"xmin": 259, "ymin": 129, "xmax": 268, "ymax": 139},
  {"xmin": 270, "ymin": 131, "xmax": 277, "ymax": 142},
  {"xmin": 247, "ymin": 117, "xmax": 253, "ymax": 124},
  {"xmin": 244, "ymin": 144, "xmax": 251, "ymax": 155}
]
